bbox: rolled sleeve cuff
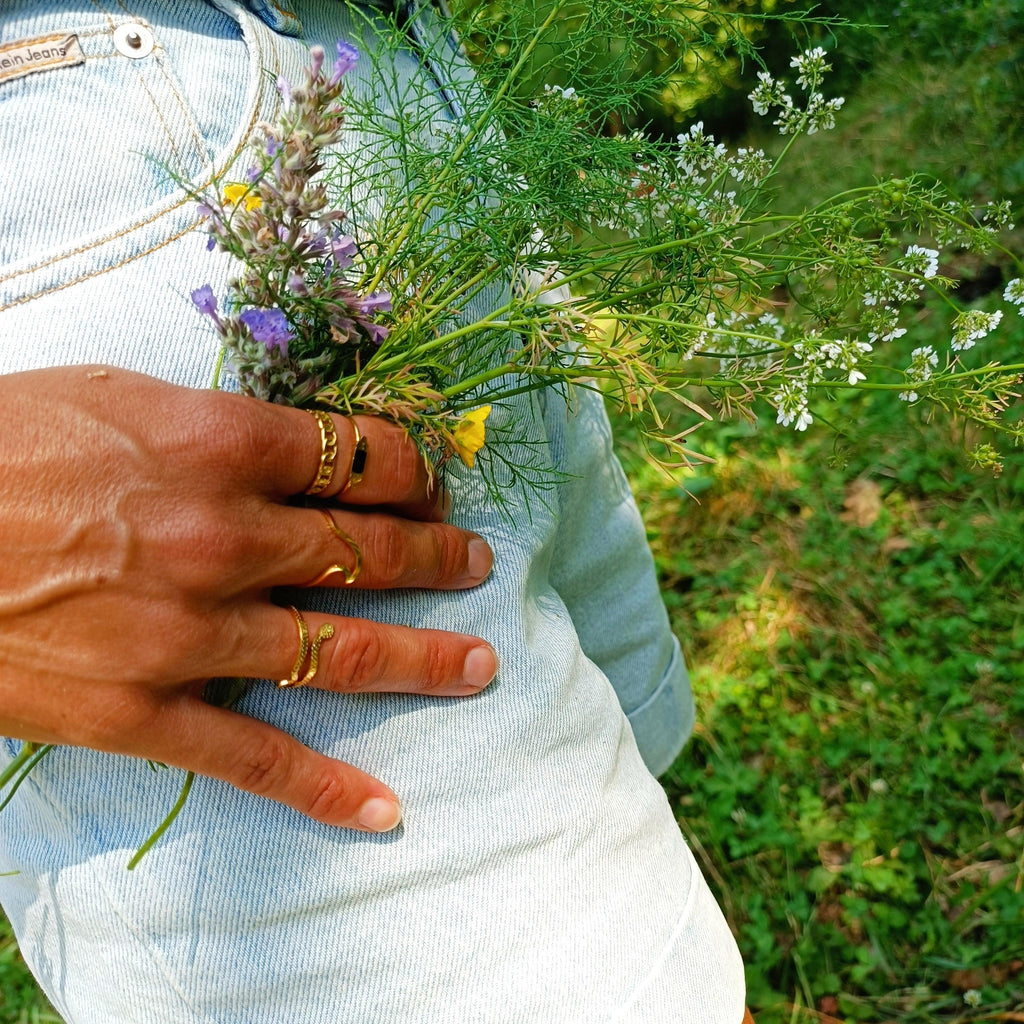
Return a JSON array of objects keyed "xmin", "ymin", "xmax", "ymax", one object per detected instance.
[{"xmin": 625, "ymin": 636, "xmax": 695, "ymax": 778}]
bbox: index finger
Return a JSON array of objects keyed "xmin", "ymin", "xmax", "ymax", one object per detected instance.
[{"xmin": 252, "ymin": 401, "xmax": 445, "ymax": 522}]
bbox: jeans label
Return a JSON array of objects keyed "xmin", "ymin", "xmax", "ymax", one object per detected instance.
[{"xmin": 0, "ymin": 35, "xmax": 84, "ymax": 85}]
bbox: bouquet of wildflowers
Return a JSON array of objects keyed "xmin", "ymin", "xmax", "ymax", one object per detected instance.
[
  {"xmin": 184, "ymin": 4, "xmax": 1022, "ymax": 491},
  {"xmin": 190, "ymin": 37, "xmax": 505, "ymax": 475}
]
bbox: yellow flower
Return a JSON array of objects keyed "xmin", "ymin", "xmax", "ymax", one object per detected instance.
[
  {"xmin": 223, "ymin": 183, "xmax": 261, "ymax": 210},
  {"xmin": 451, "ymin": 406, "xmax": 491, "ymax": 468}
]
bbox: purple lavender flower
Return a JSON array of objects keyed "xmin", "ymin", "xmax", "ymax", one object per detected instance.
[
  {"xmin": 191, "ymin": 284, "xmax": 220, "ymax": 321},
  {"xmin": 196, "ymin": 204, "xmax": 226, "ymax": 250},
  {"xmin": 330, "ymin": 42, "xmax": 359, "ymax": 85},
  {"xmin": 331, "ymin": 315, "xmax": 357, "ymax": 340},
  {"xmin": 305, "ymin": 229, "xmax": 330, "ymax": 257},
  {"xmin": 240, "ymin": 307, "xmax": 293, "ymax": 355},
  {"xmin": 327, "ymin": 234, "xmax": 357, "ymax": 271},
  {"xmin": 333, "ymin": 234, "xmax": 357, "ymax": 258},
  {"xmin": 276, "ymin": 74, "xmax": 291, "ymax": 106},
  {"xmin": 357, "ymin": 292, "xmax": 392, "ymax": 314},
  {"xmin": 287, "ymin": 269, "xmax": 308, "ymax": 296},
  {"xmin": 363, "ymin": 321, "xmax": 389, "ymax": 345},
  {"xmin": 308, "ymin": 45, "xmax": 325, "ymax": 82}
]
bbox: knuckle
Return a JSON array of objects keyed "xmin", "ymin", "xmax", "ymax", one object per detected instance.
[
  {"xmin": 164, "ymin": 506, "xmax": 247, "ymax": 594},
  {"xmin": 432, "ymin": 527, "xmax": 468, "ymax": 583},
  {"xmin": 363, "ymin": 517, "xmax": 408, "ymax": 586},
  {"xmin": 330, "ymin": 624, "xmax": 388, "ymax": 691},
  {"xmin": 185, "ymin": 394, "xmax": 253, "ymax": 462},
  {"xmin": 302, "ymin": 770, "xmax": 356, "ymax": 821},
  {"xmin": 80, "ymin": 694, "xmax": 155, "ymax": 749},
  {"xmin": 186, "ymin": 393, "xmax": 284, "ymax": 486},
  {"xmin": 418, "ymin": 634, "xmax": 457, "ymax": 693},
  {"xmin": 231, "ymin": 733, "xmax": 293, "ymax": 797},
  {"xmin": 207, "ymin": 605, "xmax": 258, "ymax": 670}
]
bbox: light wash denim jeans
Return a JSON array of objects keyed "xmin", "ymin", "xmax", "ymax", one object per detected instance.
[{"xmin": 0, "ymin": 2, "xmax": 745, "ymax": 1020}]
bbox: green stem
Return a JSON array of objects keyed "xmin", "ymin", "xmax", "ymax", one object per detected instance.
[
  {"xmin": 934, "ymin": 363, "xmax": 1024, "ymax": 382},
  {"xmin": 368, "ymin": 306, "xmax": 520, "ymax": 374},
  {"xmin": 211, "ymin": 346, "xmax": 227, "ymax": 390},
  {"xmin": 0, "ymin": 743, "xmax": 54, "ymax": 813},
  {"xmin": 364, "ymin": 1, "xmax": 567, "ymax": 293},
  {"xmin": 127, "ymin": 770, "xmax": 195, "ymax": 870},
  {"xmin": 440, "ymin": 357, "xmax": 1024, "ymax": 403}
]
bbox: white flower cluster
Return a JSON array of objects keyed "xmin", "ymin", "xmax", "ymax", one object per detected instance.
[
  {"xmin": 862, "ymin": 277, "xmax": 920, "ymax": 308},
  {"xmin": 674, "ymin": 125, "xmax": 772, "ymax": 191},
  {"xmin": 530, "ymin": 82, "xmax": 584, "ymax": 121},
  {"xmin": 864, "ymin": 306, "xmax": 907, "ymax": 345},
  {"xmin": 901, "ymin": 244, "xmax": 939, "ymax": 280},
  {"xmin": 675, "ymin": 121, "xmax": 727, "ymax": 180},
  {"xmin": 730, "ymin": 147, "xmax": 771, "ymax": 184},
  {"xmin": 748, "ymin": 71, "xmax": 786, "ymax": 116},
  {"xmin": 541, "ymin": 83, "xmax": 581, "ymax": 105},
  {"xmin": 803, "ymin": 94, "xmax": 845, "ymax": 136},
  {"xmin": 951, "ymin": 309, "xmax": 1003, "ymax": 352},
  {"xmin": 982, "ymin": 199, "xmax": 1015, "ymax": 231},
  {"xmin": 899, "ymin": 345, "xmax": 939, "ymax": 402},
  {"xmin": 861, "ymin": 245, "xmax": 940, "ymax": 343},
  {"xmin": 748, "ymin": 51, "xmax": 845, "ymax": 136},
  {"xmin": 691, "ymin": 309, "xmax": 784, "ymax": 368},
  {"xmin": 931, "ymin": 198, "xmax": 1001, "ymax": 252},
  {"xmin": 790, "ymin": 47, "xmax": 830, "ymax": 91},
  {"xmin": 688, "ymin": 310, "xmax": 720, "ymax": 360},
  {"xmin": 595, "ymin": 123, "xmax": 770, "ymax": 238},
  {"xmin": 1004, "ymin": 277, "xmax": 1024, "ymax": 312},
  {"xmin": 772, "ymin": 378, "xmax": 812, "ymax": 430},
  {"xmin": 795, "ymin": 334, "xmax": 872, "ymax": 386}
]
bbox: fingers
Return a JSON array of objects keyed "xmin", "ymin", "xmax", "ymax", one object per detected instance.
[
  {"xmin": 256, "ymin": 404, "xmax": 445, "ymax": 521},
  {"xmin": 145, "ymin": 698, "xmax": 405, "ymax": 833},
  {"xmin": 268, "ymin": 505, "xmax": 493, "ymax": 592},
  {"xmin": 231, "ymin": 603, "xmax": 498, "ymax": 697},
  {"xmin": 323, "ymin": 415, "xmax": 440, "ymax": 518}
]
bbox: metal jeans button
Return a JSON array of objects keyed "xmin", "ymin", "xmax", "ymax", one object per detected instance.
[{"xmin": 113, "ymin": 23, "xmax": 155, "ymax": 59}]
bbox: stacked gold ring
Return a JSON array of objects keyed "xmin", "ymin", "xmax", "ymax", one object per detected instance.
[
  {"xmin": 344, "ymin": 419, "xmax": 369, "ymax": 492},
  {"xmin": 304, "ymin": 410, "xmax": 339, "ymax": 496}
]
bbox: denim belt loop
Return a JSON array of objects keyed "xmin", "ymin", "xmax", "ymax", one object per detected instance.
[{"xmin": 241, "ymin": 0, "xmax": 304, "ymax": 36}]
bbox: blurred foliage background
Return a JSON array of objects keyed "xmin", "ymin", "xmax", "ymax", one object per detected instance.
[
  {"xmin": 613, "ymin": 1, "xmax": 1024, "ymax": 1022},
  {"xmin": 2, "ymin": 1, "xmax": 1022, "ymax": 1021}
]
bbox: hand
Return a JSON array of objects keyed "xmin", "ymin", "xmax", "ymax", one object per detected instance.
[{"xmin": 0, "ymin": 366, "xmax": 497, "ymax": 832}]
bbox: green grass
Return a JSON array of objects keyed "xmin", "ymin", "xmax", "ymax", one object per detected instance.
[
  {"xmin": 0, "ymin": 928, "xmax": 58, "ymax": 1024},
  {"xmin": 616, "ymin": 387, "xmax": 1024, "ymax": 1023}
]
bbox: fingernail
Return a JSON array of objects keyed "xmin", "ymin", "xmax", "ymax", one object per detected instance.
[
  {"xmin": 467, "ymin": 538, "xmax": 492, "ymax": 581},
  {"xmin": 357, "ymin": 798, "xmax": 403, "ymax": 833},
  {"xmin": 463, "ymin": 645, "xmax": 498, "ymax": 689}
]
